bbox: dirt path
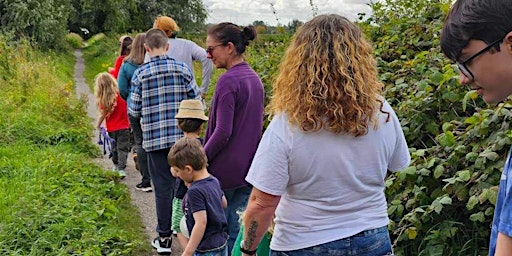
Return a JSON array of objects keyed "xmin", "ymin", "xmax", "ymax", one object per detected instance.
[{"xmin": 73, "ymin": 49, "xmax": 183, "ymax": 255}]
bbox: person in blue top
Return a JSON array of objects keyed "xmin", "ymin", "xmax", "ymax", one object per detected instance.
[
  {"xmin": 117, "ymin": 32, "xmax": 152, "ymax": 192},
  {"xmin": 441, "ymin": 1, "xmax": 512, "ymax": 255}
]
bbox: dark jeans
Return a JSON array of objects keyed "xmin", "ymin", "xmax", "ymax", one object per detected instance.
[
  {"xmin": 224, "ymin": 186, "xmax": 252, "ymax": 255},
  {"xmin": 147, "ymin": 147, "xmax": 175, "ymax": 238},
  {"xmin": 270, "ymin": 226, "xmax": 393, "ymax": 256},
  {"xmin": 128, "ymin": 114, "xmax": 150, "ymax": 185},
  {"xmin": 108, "ymin": 128, "xmax": 130, "ymax": 170}
]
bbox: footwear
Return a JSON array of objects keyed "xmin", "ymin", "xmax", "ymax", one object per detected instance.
[
  {"xmin": 133, "ymin": 153, "xmax": 139, "ymax": 171},
  {"xmin": 112, "ymin": 164, "xmax": 118, "ymax": 171},
  {"xmin": 118, "ymin": 169, "xmax": 126, "ymax": 179},
  {"xmin": 136, "ymin": 182, "xmax": 152, "ymax": 192},
  {"xmin": 151, "ymin": 237, "xmax": 172, "ymax": 255}
]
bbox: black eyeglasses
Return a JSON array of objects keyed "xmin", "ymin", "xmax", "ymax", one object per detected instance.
[
  {"xmin": 206, "ymin": 43, "xmax": 225, "ymax": 55},
  {"xmin": 457, "ymin": 37, "xmax": 504, "ymax": 80}
]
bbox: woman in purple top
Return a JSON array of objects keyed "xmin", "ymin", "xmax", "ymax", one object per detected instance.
[{"xmin": 204, "ymin": 22, "xmax": 264, "ymax": 254}]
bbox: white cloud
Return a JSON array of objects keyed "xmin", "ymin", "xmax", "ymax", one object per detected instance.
[{"xmin": 203, "ymin": 0, "xmax": 372, "ymax": 26}]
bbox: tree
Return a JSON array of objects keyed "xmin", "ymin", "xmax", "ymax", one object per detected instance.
[
  {"xmin": 286, "ymin": 19, "xmax": 303, "ymax": 33},
  {"xmin": 128, "ymin": 0, "xmax": 208, "ymax": 32},
  {"xmin": 0, "ymin": 0, "xmax": 71, "ymax": 49},
  {"xmin": 252, "ymin": 20, "xmax": 266, "ymax": 26}
]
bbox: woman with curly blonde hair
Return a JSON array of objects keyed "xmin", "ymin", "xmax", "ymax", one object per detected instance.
[
  {"xmin": 241, "ymin": 14, "xmax": 410, "ymax": 255},
  {"xmin": 94, "ymin": 72, "xmax": 130, "ymax": 178}
]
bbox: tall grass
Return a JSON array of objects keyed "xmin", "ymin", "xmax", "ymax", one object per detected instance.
[{"xmin": 0, "ymin": 38, "xmax": 151, "ymax": 255}]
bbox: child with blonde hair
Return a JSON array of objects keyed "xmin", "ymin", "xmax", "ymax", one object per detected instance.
[{"xmin": 94, "ymin": 72, "xmax": 130, "ymax": 178}]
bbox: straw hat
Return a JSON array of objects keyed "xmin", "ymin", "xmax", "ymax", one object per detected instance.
[{"xmin": 175, "ymin": 100, "xmax": 208, "ymax": 121}]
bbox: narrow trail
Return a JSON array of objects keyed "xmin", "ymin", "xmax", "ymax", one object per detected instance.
[{"xmin": 73, "ymin": 49, "xmax": 183, "ymax": 255}]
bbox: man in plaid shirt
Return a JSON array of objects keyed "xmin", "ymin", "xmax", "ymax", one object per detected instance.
[{"xmin": 129, "ymin": 28, "xmax": 200, "ymax": 255}]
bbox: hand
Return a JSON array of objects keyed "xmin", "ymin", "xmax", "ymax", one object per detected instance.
[{"xmin": 200, "ymin": 92, "xmax": 206, "ymax": 99}]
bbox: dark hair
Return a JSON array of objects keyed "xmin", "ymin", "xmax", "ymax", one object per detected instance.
[
  {"xmin": 207, "ymin": 23, "xmax": 257, "ymax": 54},
  {"xmin": 441, "ymin": 0, "xmax": 512, "ymax": 61},
  {"xmin": 145, "ymin": 28, "xmax": 168, "ymax": 50},
  {"xmin": 177, "ymin": 118, "xmax": 204, "ymax": 133},
  {"xmin": 168, "ymin": 137, "xmax": 208, "ymax": 170},
  {"xmin": 119, "ymin": 36, "xmax": 133, "ymax": 56}
]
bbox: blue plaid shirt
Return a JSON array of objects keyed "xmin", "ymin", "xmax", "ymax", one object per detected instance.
[{"xmin": 129, "ymin": 55, "xmax": 199, "ymax": 152}]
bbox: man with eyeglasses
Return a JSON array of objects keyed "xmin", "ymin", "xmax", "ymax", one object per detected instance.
[{"xmin": 441, "ymin": 1, "xmax": 512, "ymax": 255}]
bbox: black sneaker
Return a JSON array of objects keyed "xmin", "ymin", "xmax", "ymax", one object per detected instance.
[
  {"xmin": 135, "ymin": 182, "xmax": 152, "ymax": 192},
  {"xmin": 151, "ymin": 237, "xmax": 172, "ymax": 255}
]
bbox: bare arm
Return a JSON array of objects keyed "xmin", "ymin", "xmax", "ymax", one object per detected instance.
[
  {"xmin": 95, "ymin": 113, "xmax": 106, "ymax": 130},
  {"xmin": 495, "ymin": 232, "xmax": 512, "ymax": 256},
  {"xmin": 191, "ymin": 42, "xmax": 213, "ymax": 96},
  {"xmin": 242, "ymin": 188, "xmax": 280, "ymax": 254},
  {"xmin": 182, "ymin": 210, "xmax": 207, "ymax": 256}
]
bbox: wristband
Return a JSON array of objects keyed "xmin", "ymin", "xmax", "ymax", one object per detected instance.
[{"xmin": 240, "ymin": 240, "xmax": 257, "ymax": 255}]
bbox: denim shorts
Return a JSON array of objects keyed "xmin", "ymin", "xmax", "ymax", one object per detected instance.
[{"xmin": 271, "ymin": 226, "xmax": 393, "ymax": 256}]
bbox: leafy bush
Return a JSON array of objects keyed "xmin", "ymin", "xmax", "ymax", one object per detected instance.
[
  {"xmin": 65, "ymin": 33, "xmax": 84, "ymax": 49},
  {"xmin": 360, "ymin": 0, "xmax": 510, "ymax": 255},
  {"xmin": 0, "ymin": 0, "xmax": 71, "ymax": 49}
]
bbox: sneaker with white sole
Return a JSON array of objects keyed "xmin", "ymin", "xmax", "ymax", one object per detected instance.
[
  {"xmin": 151, "ymin": 237, "xmax": 172, "ymax": 255},
  {"xmin": 135, "ymin": 182, "xmax": 152, "ymax": 192}
]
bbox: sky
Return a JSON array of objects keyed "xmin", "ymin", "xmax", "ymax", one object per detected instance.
[{"xmin": 203, "ymin": 0, "xmax": 373, "ymax": 26}]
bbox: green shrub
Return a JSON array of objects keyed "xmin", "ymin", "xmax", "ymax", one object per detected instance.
[{"xmin": 65, "ymin": 33, "xmax": 84, "ymax": 49}]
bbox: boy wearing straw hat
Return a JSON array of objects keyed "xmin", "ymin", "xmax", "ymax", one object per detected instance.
[{"xmin": 171, "ymin": 99, "xmax": 209, "ymax": 249}]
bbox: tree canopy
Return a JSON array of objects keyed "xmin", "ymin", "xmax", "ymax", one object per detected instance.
[{"xmin": 0, "ymin": 0, "xmax": 208, "ymax": 49}]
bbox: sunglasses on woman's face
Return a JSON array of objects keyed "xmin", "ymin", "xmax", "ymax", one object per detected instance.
[{"xmin": 206, "ymin": 43, "xmax": 226, "ymax": 55}]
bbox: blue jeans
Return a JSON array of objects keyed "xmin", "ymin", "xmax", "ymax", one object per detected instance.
[
  {"xmin": 147, "ymin": 147, "xmax": 175, "ymax": 237},
  {"xmin": 195, "ymin": 245, "xmax": 228, "ymax": 256},
  {"xmin": 224, "ymin": 186, "xmax": 252, "ymax": 255},
  {"xmin": 270, "ymin": 226, "xmax": 393, "ymax": 256}
]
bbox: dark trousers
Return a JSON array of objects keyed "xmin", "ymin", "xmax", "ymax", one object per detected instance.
[
  {"xmin": 129, "ymin": 115, "xmax": 150, "ymax": 185},
  {"xmin": 147, "ymin": 147, "xmax": 175, "ymax": 237},
  {"xmin": 108, "ymin": 128, "xmax": 130, "ymax": 170}
]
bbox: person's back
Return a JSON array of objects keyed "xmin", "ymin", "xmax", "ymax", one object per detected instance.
[
  {"xmin": 94, "ymin": 72, "xmax": 130, "ymax": 178},
  {"xmin": 148, "ymin": 16, "xmax": 213, "ymax": 98},
  {"xmin": 251, "ymin": 102, "xmax": 408, "ymax": 249},
  {"xmin": 129, "ymin": 28, "xmax": 200, "ymax": 255},
  {"xmin": 130, "ymin": 34, "xmax": 199, "ymax": 152},
  {"xmin": 242, "ymin": 14, "xmax": 410, "ymax": 256},
  {"xmin": 440, "ymin": 1, "xmax": 512, "ymax": 255}
]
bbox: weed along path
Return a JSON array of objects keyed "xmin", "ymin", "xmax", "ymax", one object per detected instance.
[{"xmin": 73, "ymin": 49, "xmax": 183, "ymax": 255}]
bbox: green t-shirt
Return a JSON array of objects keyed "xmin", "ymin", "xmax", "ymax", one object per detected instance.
[{"xmin": 231, "ymin": 225, "xmax": 271, "ymax": 256}]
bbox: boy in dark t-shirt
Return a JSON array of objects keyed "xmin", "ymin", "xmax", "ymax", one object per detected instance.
[
  {"xmin": 172, "ymin": 99, "xmax": 209, "ymax": 249},
  {"xmin": 168, "ymin": 137, "xmax": 228, "ymax": 255}
]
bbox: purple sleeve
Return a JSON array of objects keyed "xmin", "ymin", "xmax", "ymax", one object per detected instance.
[{"xmin": 204, "ymin": 80, "xmax": 236, "ymax": 161}]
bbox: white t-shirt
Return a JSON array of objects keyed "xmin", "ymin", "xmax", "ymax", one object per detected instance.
[{"xmin": 245, "ymin": 100, "xmax": 410, "ymax": 251}]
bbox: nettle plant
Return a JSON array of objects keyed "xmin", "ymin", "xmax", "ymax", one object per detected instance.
[{"xmin": 362, "ymin": 0, "xmax": 512, "ymax": 255}]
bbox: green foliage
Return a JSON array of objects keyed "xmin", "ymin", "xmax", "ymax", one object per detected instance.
[
  {"xmin": 0, "ymin": 38, "xmax": 151, "ymax": 255},
  {"xmin": 68, "ymin": 0, "xmax": 208, "ymax": 36},
  {"xmin": 82, "ymin": 33, "xmax": 120, "ymax": 89},
  {"xmin": 0, "ymin": 0, "xmax": 71, "ymax": 49},
  {"xmin": 65, "ymin": 33, "xmax": 84, "ymax": 49},
  {"xmin": 360, "ymin": 0, "xmax": 510, "ymax": 254}
]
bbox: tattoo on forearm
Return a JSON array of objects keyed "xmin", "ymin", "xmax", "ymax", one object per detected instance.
[{"xmin": 246, "ymin": 220, "xmax": 258, "ymax": 248}]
